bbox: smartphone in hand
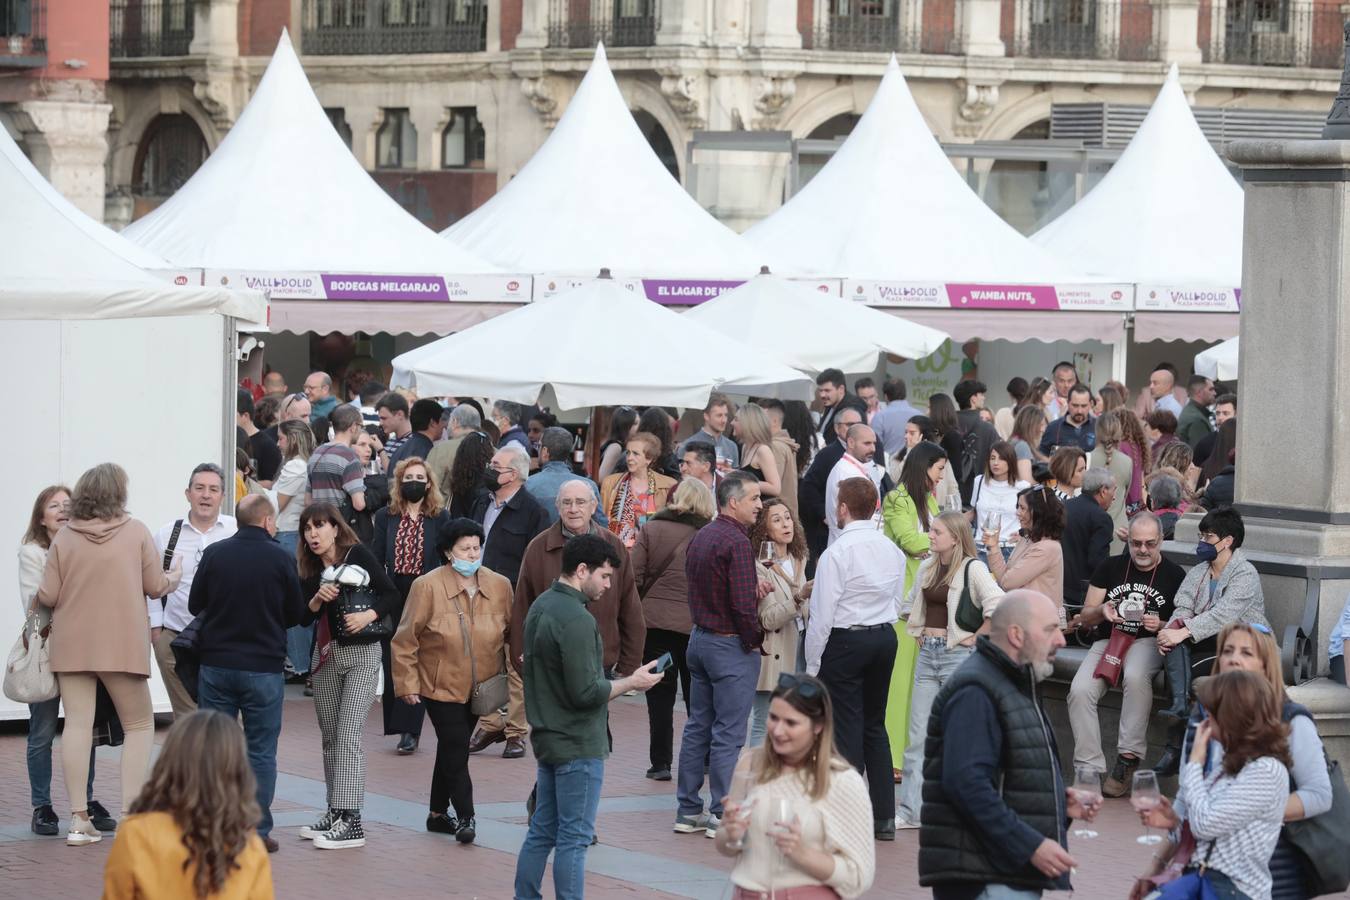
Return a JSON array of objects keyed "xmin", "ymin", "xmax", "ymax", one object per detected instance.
[{"xmin": 654, "ymin": 652, "xmax": 673, "ymax": 673}]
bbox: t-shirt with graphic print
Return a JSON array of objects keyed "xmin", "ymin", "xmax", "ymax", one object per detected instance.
[{"xmin": 1089, "ymin": 552, "xmax": 1186, "ymax": 638}]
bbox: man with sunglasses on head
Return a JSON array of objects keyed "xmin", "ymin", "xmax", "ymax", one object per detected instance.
[{"xmin": 1065, "ymin": 513, "xmax": 1185, "ymax": 797}]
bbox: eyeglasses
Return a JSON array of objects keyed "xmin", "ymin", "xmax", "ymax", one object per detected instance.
[
  {"xmin": 558, "ymin": 498, "xmax": 591, "ymax": 509},
  {"xmin": 1198, "ymin": 532, "xmax": 1223, "ymax": 544},
  {"xmin": 776, "ymin": 673, "xmax": 822, "ymax": 699},
  {"xmin": 1128, "ymin": 539, "xmax": 1160, "ymax": 550}
]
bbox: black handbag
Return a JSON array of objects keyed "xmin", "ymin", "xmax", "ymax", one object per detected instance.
[
  {"xmin": 334, "ymin": 585, "xmax": 394, "ymax": 643},
  {"xmin": 1282, "ymin": 756, "xmax": 1350, "ymax": 894},
  {"xmin": 953, "ymin": 560, "xmax": 983, "ymax": 633},
  {"xmin": 170, "ymin": 617, "xmax": 204, "ymax": 702}
]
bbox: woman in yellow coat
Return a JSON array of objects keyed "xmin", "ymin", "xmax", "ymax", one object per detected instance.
[{"xmin": 880, "ymin": 442, "xmax": 949, "ymax": 779}]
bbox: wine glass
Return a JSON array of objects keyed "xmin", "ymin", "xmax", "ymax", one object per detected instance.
[
  {"xmin": 981, "ymin": 511, "xmax": 1001, "ymax": 545},
  {"xmin": 759, "ymin": 541, "xmax": 776, "ymax": 567},
  {"xmin": 725, "ymin": 770, "xmax": 756, "ymax": 851},
  {"xmin": 1070, "ymin": 766, "xmax": 1101, "ymax": 839},
  {"xmin": 946, "ymin": 494, "xmax": 963, "ymax": 514},
  {"xmin": 1130, "ymin": 770, "xmax": 1164, "ymax": 845}
]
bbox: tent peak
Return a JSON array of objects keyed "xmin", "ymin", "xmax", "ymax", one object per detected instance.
[
  {"xmin": 1165, "ymin": 62, "xmax": 1180, "ymax": 84},
  {"xmin": 277, "ymin": 26, "xmax": 292, "ymax": 49},
  {"xmin": 886, "ymin": 54, "xmax": 900, "ymax": 71},
  {"xmin": 593, "ymin": 42, "xmax": 608, "ymax": 66}
]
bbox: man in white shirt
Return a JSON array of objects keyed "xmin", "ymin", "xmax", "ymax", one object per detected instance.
[
  {"xmin": 148, "ymin": 462, "xmax": 238, "ymax": 719},
  {"xmin": 807, "ymin": 477, "xmax": 906, "ymax": 840},
  {"xmin": 824, "ymin": 424, "xmax": 883, "ymax": 545}
]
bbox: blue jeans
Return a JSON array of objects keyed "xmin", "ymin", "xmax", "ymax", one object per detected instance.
[
  {"xmin": 677, "ymin": 628, "xmax": 760, "ymax": 818},
  {"xmin": 28, "ymin": 697, "xmax": 94, "ymax": 808},
  {"xmin": 513, "ymin": 757, "xmax": 605, "ymax": 900},
  {"xmin": 197, "ymin": 666, "xmax": 285, "ymax": 838},
  {"xmin": 897, "ymin": 639, "xmax": 972, "ymax": 823},
  {"xmin": 276, "ymin": 531, "xmax": 313, "ymax": 674}
]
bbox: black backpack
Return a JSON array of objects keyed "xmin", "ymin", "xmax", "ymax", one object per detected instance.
[{"xmin": 958, "ymin": 428, "xmax": 980, "ymax": 486}]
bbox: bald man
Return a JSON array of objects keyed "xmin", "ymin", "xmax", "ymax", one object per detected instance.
[
  {"xmin": 823, "ymin": 423, "xmax": 883, "ymax": 544},
  {"xmin": 189, "ymin": 493, "xmax": 306, "ymax": 851},
  {"xmin": 919, "ymin": 590, "xmax": 1097, "ymax": 899}
]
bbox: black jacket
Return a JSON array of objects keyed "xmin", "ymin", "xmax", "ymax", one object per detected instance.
[
  {"xmin": 1061, "ymin": 494, "xmax": 1113, "ymax": 608},
  {"xmin": 955, "ymin": 410, "xmax": 1002, "ymax": 503},
  {"xmin": 1201, "ymin": 465, "xmax": 1235, "ymax": 510},
  {"xmin": 471, "ymin": 486, "xmax": 549, "ymax": 585},
  {"xmin": 817, "ymin": 394, "xmax": 869, "ymax": 438},
  {"xmin": 919, "ymin": 637, "xmax": 1069, "ymax": 893},
  {"xmin": 369, "ymin": 507, "xmax": 454, "ymax": 584},
  {"xmin": 188, "ymin": 526, "xmax": 307, "ymax": 673}
]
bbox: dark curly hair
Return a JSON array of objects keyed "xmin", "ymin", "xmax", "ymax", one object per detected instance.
[
  {"xmin": 128, "ymin": 711, "xmax": 260, "ymax": 898},
  {"xmin": 1018, "ymin": 484, "xmax": 1065, "ymax": 542},
  {"xmin": 750, "ymin": 497, "xmax": 808, "ymax": 563},
  {"xmin": 448, "ymin": 431, "xmax": 495, "ymax": 513}
]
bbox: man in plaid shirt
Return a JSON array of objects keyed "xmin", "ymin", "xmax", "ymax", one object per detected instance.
[{"xmin": 674, "ymin": 471, "xmax": 771, "ymax": 836}]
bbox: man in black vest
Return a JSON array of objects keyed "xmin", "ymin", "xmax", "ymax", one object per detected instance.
[{"xmin": 918, "ymin": 590, "xmax": 1098, "ymax": 899}]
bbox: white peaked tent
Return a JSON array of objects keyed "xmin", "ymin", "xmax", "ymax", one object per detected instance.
[
  {"xmin": 1033, "ymin": 65, "xmax": 1244, "ymax": 343},
  {"xmin": 685, "ymin": 268, "xmax": 949, "ymax": 373},
  {"xmin": 744, "ymin": 57, "xmax": 1090, "ymax": 287},
  {"xmin": 1195, "ymin": 336, "xmax": 1239, "ymax": 381},
  {"xmin": 392, "ymin": 276, "xmax": 812, "ymax": 407},
  {"xmin": 1, "ymin": 127, "xmax": 265, "ymax": 719},
  {"xmin": 122, "ymin": 30, "xmax": 509, "ymax": 334},
  {"xmin": 442, "ymin": 45, "xmax": 762, "ymax": 279}
]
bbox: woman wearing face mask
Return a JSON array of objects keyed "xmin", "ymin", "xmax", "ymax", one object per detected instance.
[
  {"xmin": 714, "ymin": 674, "xmax": 875, "ymax": 898},
  {"xmin": 894, "ymin": 510, "xmax": 1003, "ymax": 831},
  {"xmin": 747, "ymin": 498, "xmax": 811, "ymax": 749},
  {"xmin": 370, "ymin": 458, "xmax": 454, "ymax": 756},
  {"xmin": 392, "ymin": 518, "xmax": 510, "ymax": 846},
  {"xmin": 1136, "ymin": 623, "xmax": 1332, "ymax": 900}
]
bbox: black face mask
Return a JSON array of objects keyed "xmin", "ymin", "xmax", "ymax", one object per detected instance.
[
  {"xmin": 484, "ymin": 465, "xmax": 503, "ymax": 486},
  {"xmin": 401, "ymin": 481, "xmax": 428, "ymax": 503}
]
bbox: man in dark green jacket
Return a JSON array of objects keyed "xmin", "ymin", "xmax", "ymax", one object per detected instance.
[
  {"xmin": 1177, "ymin": 374, "xmax": 1216, "ymax": 448},
  {"xmin": 513, "ymin": 534, "xmax": 662, "ymax": 900}
]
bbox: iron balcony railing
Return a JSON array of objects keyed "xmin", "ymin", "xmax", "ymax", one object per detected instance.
[
  {"xmin": 1005, "ymin": 0, "xmax": 1158, "ymax": 60},
  {"xmin": 812, "ymin": 0, "xmax": 959, "ymax": 53},
  {"xmin": 0, "ymin": 0, "xmax": 45, "ymax": 66},
  {"xmin": 301, "ymin": 0, "xmax": 487, "ymax": 54},
  {"xmin": 1204, "ymin": 0, "xmax": 1344, "ymax": 67},
  {"xmin": 548, "ymin": 0, "xmax": 659, "ymax": 48},
  {"xmin": 110, "ymin": 0, "xmax": 193, "ymax": 58}
]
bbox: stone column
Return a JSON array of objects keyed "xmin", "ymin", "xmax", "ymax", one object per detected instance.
[
  {"xmin": 749, "ymin": 0, "xmax": 802, "ymax": 48},
  {"xmin": 188, "ymin": 0, "xmax": 240, "ymax": 57},
  {"xmin": 13, "ymin": 97, "xmax": 113, "ymax": 222},
  {"xmin": 656, "ymin": 0, "xmax": 706, "ymax": 46},
  {"xmin": 960, "ymin": 0, "xmax": 1008, "ymax": 55},
  {"xmin": 516, "ymin": 0, "xmax": 549, "ymax": 48},
  {"xmin": 1155, "ymin": 0, "xmax": 1202, "ymax": 64}
]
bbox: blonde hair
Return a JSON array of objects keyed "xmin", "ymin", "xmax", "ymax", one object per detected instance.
[
  {"xmin": 1094, "ymin": 408, "xmax": 1123, "ymax": 463},
  {"xmin": 70, "ymin": 462, "xmax": 128, "ymax": 521},
  {"xmin": 921, "ymin": 510, "xmax": 979, "ymax": 591},
  {"xmin": 667, "ymin": 477, "xmax": 715, "ymax": 520},
  {"xmin": 1213, "ymin": 622, "xmax": 1287, "ymax": 704},
  {"xmin": 388, "ymin": 457, "xmax": 445, "ymax": 517},
  {"xmin": 735, "ymin": 404, "xmax": 775, "ymax": 453},
  {"xmin": 753, "ymin": 674, "xmax": 843, "ymax": 802}
]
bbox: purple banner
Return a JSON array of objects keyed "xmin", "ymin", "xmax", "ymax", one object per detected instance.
[
  {"xmin": 945, "ymin": 284, "xmax": 1061, "ymax": 310},
  {"xmin": 321, "ymin": 274, "xmax": 449, "ymax": 302},
  {"xmin": 641, "ymin": 279, "xmax": 744, "ymax": 305}
]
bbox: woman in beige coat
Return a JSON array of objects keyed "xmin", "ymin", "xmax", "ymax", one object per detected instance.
[
  {"xmin": 37, "ymin": 463, "xmax": 180, "ymax": 846},
  {"xmin": 392, "ymin": 517, "xmax": 511, "ymax": 846},
  {"xmin": 748, "ymin": 498, "xmax": 809, "ymax": 747}
]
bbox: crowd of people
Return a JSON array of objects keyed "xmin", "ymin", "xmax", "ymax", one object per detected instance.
[{"xmin": 13, "ymin": 358, "xmax": 1346, "ymax": 900}]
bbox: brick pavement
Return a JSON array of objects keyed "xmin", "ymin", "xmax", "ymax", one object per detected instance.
[{"xmin": 1, "ymin": 687, "xmax": 1176, "ymax": 898}]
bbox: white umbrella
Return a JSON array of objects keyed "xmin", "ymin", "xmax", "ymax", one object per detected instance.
[
  {"xmin": 392, "ymin": 274, "xmax": 813, "ymax": 408},
  {"xmin": 685, "ymin": 268, "xmax": 949, "ymax": 373},
  {"xmin": 1194, "ymin": 336, "xmax": 1239, "ymax": 381}
]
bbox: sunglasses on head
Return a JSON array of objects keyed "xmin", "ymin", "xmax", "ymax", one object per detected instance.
[
  {"xmin": 1247, "ymin": 622, "xmax": 1273, "ymax": 636},
  {"xmin": 776, "ymin": 673, "xmax": 822, "ymax": 699}
]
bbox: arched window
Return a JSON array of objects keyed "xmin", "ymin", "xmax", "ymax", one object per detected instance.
[
  {"xmin": 134, "ymin": 114, "xmax": 207, "ymax": 198},
  {"xmin": 797, "ymin": 113, "xmax": 861, "ymax": 189},
  {"xmin": 632, "ymin": 109, "xmax": 677, "ymax": 181},
  {"xmin": 441, "ymin": 107, "xmax": 485, "ymax": 168}
]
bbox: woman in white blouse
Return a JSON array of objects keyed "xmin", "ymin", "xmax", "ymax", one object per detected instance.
[
  {"xmin": 715, "ymin": 674, "xmax": 875, "ymax": 899},
  {"xmin": 275, "ymin": 419, "xmax": 315, "ymax": 678},
  {"xmin": 969, "ymin": 442, "xmax": 1030, "ymax": 564},
  {"xmin": 894, "ymin": 510, "xmax": 1004, "ymax": 830},
  {"xmin": 1134, "ymin": 669, "xmax": 1290, "ymax": 900}
]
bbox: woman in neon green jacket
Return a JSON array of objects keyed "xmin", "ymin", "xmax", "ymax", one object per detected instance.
[{"xmin": 880, "ymin": 441, "xmax": 948, "ymax": 786}]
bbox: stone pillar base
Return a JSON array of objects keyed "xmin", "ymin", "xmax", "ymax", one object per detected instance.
[{"xmin": 12, "ymin": 96, "xmax": 112, "ymax": 222}]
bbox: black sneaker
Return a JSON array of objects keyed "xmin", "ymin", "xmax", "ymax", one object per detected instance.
[
  {"xmin": 299, "ymin": 808, "xmax": 338, "ymax": 840},
  {"xmin": 455, "ymin": 817, "xmax": 476, "ymax": 844},
  {"xmin": 87, "ymin": 801, "xmax": 117, "ymax": 832},
  {"xmin": 645, "ymin": 766, "xmax": 672, "ymax": 781},
  {"xmin": 426, "ymin": 812, "xmax": 459, "ymax": 835},
  {"xmin": 314, "ymin": 811, "xmax": 365, "ymax": 850},
  {"xmin": 397, "ymin": 733, "xmax": 418, "ymax": 755},
  {"xmin": 31, "ymin": 805, "xmax": 58, "ymax": 836}
]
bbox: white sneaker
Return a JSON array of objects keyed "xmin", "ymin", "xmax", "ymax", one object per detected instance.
[
  {"xmin": 67, "ymin": 815, "xmax": 102, "ymax": 846},
  {"xmin": 704, "ymin": 814, "xmax": 721, "ymax": 839},
  {"xmin": 894, "ymin": 815, "xmax": 921, "ymax": 830}
]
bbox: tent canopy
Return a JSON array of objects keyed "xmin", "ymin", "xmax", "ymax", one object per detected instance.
[
  {"xmin": 392, "ymin": 276, "xmax": 812, "ymax": 408},
  {"xmin": 684, "ymin": 269, "xmax": 949, "ymax": 373},
  {"xmin": 1032, "ymin": 65, "xmax": 1243, "ymax": 287},
  {"xmin": 442, "ymin": 45, "xmax": 762, "ymax": 278},
  {"xmin": 122, "ymin": 30, "xmax": 495, "ymax": 274},
  {"xmin": 1194, "ymin": 336, "xmax": 1239, "ymax": 380},
  {"xmin": 743, "ymin": 57, "xmax": 1089, "ymax": 283},
  {"xmin": 0, "ymin": 126, "xmax": 265, "ymax": 322}
]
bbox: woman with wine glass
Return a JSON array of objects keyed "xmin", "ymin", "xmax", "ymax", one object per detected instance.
[
  {"xmin": 984, "ymin": 486, "xmax": 1066, "ymax": 622},
  {"xmin": 1130, "ymin": 670, "xmax": 1290, "ymax": 900},
  {"xmin": 893, "ymin": 510, "xmax": 1003, "ymax": 830},
  {"xmin": 969, "ymin": 442, "xmax": 1029, "ymax": 564},
  {"xmin": 1136, "ymin": 623, "xmax": 1332, "ymax": 900},
  {"xmin": 747, "ymin": 499, "xmax": 810, "ymax": 748},
  {"xmin": 714, "ymin": 674, "xmax": 875, "ymax": 899}
]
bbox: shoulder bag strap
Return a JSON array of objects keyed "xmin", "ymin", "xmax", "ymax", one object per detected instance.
[
  {"xmin": 162, "ymin": 519, "xmax": 184, "ymax": 571},
  {"xmin": 449, "ymin": 590, "xmax": 478, "ymax": 688}
]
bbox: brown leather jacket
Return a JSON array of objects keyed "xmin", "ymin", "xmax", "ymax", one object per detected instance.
[
  {"xmin": 391, "ymin": 565, "xmax": 512, "ymax": 703},
  {"xmin": 509, "ymin": 523, "xmax": 646, "ymax": 675}
]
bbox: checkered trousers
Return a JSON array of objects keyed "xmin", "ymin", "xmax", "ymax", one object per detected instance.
[{"xmin": 311, "ymin": 640, "xmax": 381, "ymax": 810}]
